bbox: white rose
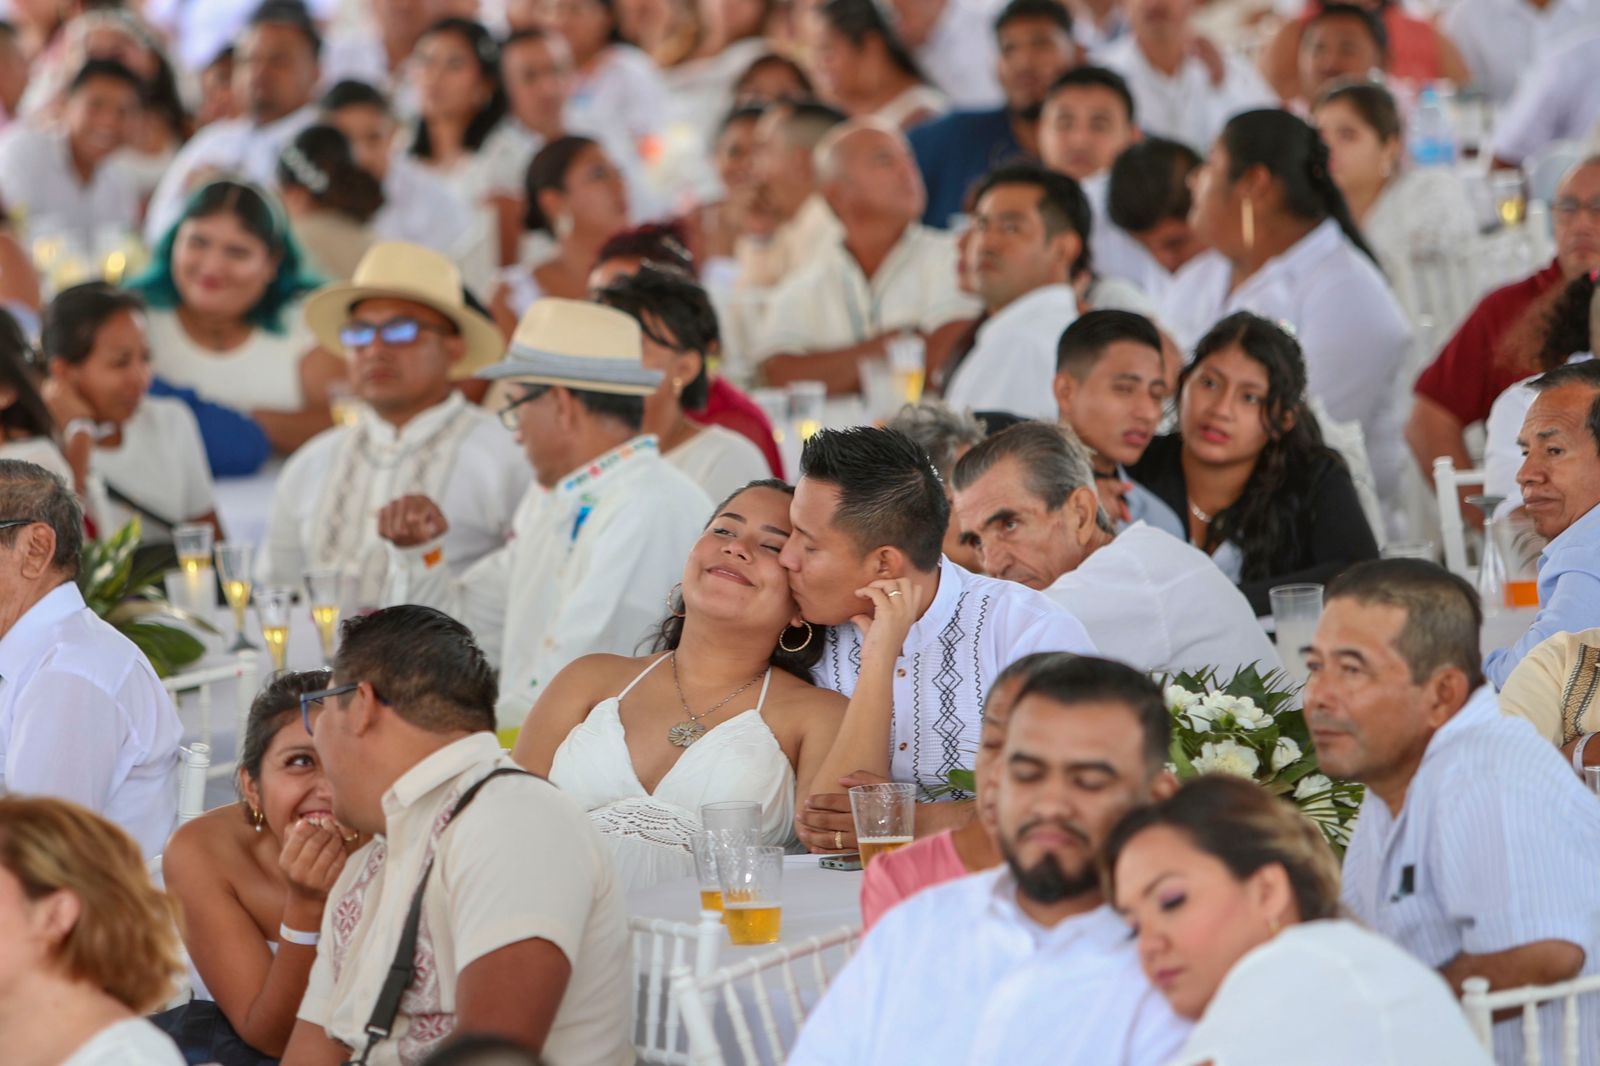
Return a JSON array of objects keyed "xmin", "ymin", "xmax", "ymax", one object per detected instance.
[
  {"xmin": 1270, "ymin": 737, "xmax": 1302, "ymax": 772},
  {"xmin": 1230, "ymin": 698, "xmax": 1272, "ymax": 731},
  {"xmin": 1165, "ymin": 685, "xmax": 1201, "ymax": 714},
  {"xmin": 1192, "ymin": 739, "xmax": 1261, "ymax": 778},
  {"xmin": 1293, "ymin": 773, "xmax": 1333, "ymax": 801}
]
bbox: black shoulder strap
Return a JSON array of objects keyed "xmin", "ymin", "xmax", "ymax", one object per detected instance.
[{"xmin": 345, "ymin": 767, "xmax": 536, "ymax": 1066}]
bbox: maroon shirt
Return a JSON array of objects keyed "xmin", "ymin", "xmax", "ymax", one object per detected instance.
[
  {"xmin": 1413, "ymin": 259, "xmax": 1566, "ymax": 427},
  {"xmin": 689, "ymin": 376, "xmax": 784, "ymax": 479}
]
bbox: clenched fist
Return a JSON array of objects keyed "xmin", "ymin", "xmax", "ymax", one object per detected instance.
[{"xmin": 377, "ymin": 495, "xmax": 449, "ymax": 547}]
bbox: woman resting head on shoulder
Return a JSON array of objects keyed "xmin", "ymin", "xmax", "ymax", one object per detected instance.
[
  {"xmin": 160, "ymin": 670, "xmax": 364, "ymax": 1061},
  {"xmin": 0, "ymin": 795, "xmax": 186, "ymax": 1066},
  {"xmin": 1105, "ymin": 774, "xmax": 1491, "ymax": 1066}
]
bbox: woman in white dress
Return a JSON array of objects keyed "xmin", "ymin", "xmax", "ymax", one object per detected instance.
[
  {"xmin": 551, "ymin": 0, "xmax": 670, "ymax": 151},
  {"xmin": 0, "ymin": 796, "xmax": 187, "ymax": 1066},
  {"xmin": 514, "ymin": 480, "xmax": 850, "ymax": 890},
  {"xmin": 808, "ymin": 0, "xmax": 947, "ymax": 130},
  {"xmin": 128, "ymin": 179, "xmax": 343, "ymax": 456},
  {"xmin": 1107, "ymin": 775, "xmax": 1491, "ymax": 1066}
]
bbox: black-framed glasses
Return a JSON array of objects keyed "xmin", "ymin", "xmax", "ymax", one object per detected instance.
[
  {"xmin": 0, "ymin": 518, "xmax": 38, "ymax": 532},
  {"xmin": 338, "ymin": 317, "xmax": 454, "ymax": 349},
  {"xmin": 497, "ymin": 385, "xmax": 549, "ymax": 430},
  {"xmin": 300, "ymin": 683, "xmax": 362, "ymax": 737}
]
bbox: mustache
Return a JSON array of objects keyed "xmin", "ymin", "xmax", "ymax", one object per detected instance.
[
  {"xmin": 1016, "ymin": 816, "xmax": 1091, "ymax": 847},
  {"xmin": 1304, "ymin": 710, "xmax": 1354, "ymax": 735}
]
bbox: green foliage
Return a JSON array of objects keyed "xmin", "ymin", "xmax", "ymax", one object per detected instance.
[{"xmin": 77, "ymin": 519, "xmax": 210, "ymax": 677}]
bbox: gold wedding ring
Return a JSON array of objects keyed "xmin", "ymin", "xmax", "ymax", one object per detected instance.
[{"xmin": 834, "ymin": 830, "xmax": 843, "ymax": 849}]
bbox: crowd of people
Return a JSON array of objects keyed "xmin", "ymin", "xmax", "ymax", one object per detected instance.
[{"xmin": 1, "ymin": 0, "xmax": 1600, "ymax": 1062}]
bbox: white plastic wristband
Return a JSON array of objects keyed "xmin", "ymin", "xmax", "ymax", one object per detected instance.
[
  {"xmin": 278, "ymin": 922, "xmax": 321, "ymax": 947},
  {"xmin": 1572, "ymin": 732, "xmax": 1598, "ymax": 775}
]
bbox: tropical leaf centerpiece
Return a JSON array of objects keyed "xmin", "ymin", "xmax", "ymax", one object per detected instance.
[{"xmin": 79, "ymin": 519, "xmax": 211, "ymax": 677}]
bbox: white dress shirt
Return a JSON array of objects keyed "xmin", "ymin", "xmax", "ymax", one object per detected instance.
[
  {"xmin": 944, "ymin": 284, "xmax": 1079, "ymax": 419},
  {"xmin": 0, "ymin": 126, "xmax": 139, "ymax": 244},
  {"xmin": 1444, "ymin": 0, "xmax": 1600, "ymax": 105},
  {"xmin": 916, "ymin": 0, "xmax": 1006, "ymax": 109},
  {"xmin": 1168, "ymin": 919, "xmax": 1492, "ymax": 1066},
  {"xmin": 753, "ymin": 224, "xmax": 980, "ymax": 362},
  {"xmin": 262, "ymin": 392, "xmax": 532, "ymax": 605},
  {"xmin": 1045, "ymin": 522, "xmax": 1282, "ymax": 676},
  {"xmin": 1489, "ymin": 31, "xmax": 1600, "ymax": 164},
  {"xmin": 664, "ymin": 424, "xmax": 773, "ymax": 504},
  {"xmin": 386, "ymin": 436, "xmax": 712, "ymax": 728},
  {"xmin": 1161, "ymin": 220, "xmax": 1412, "ymax": 508},
  {"xmin": 298, "ymin": 733, "xmax": 633, "ymax": 1066},
  {"xmin": 143, "ymin": 107, "xmax": 319, "ymax": 244},
  {"xmin": 90, "ymin": 396, "xmax": 216, "ymax": 536},
  {"xmin": 1094, "ymin": 37, "xmax": 1275, "ymax": 152},
  {"xmin": 1341, "ymin": 686, "xmax": 1600, "ymax": 1066},
  {"xmin": 812, "ymin": 557, "xmax": 1097, "ymax": 796},
  {"xmin": 0, "ymin": 583, "xmax": 181, "ymax": 857},
  {"xmin": 790, "ymin": 869, "xmax": 1191, "ymax": 1066}
]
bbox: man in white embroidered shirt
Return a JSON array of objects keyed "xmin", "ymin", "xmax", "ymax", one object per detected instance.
[
  {"xmin": 263, "ymin": 242, "xmax": 529, "ymax": 607},
  {"xmin": 380, "ymin": 299, "xmax": 712, "ymax": 733},
  {"xmin": 1305, "ymin": 560, "xmax": 1600, "ymax": 1066},
  {"xmin": 789, "ymin": 656, "xmax": 1189, "ymax": 1065},
  {"xmin": 780, "ymin": 426, "xmax": 1097, "ymax": 853},
  {"xmin": 951, "ymin": 421, "xmax": 1278, "ymax": 677},
  {"xmin": 0, "ymin": 461, "xmax": 180, "ymax": 858},
  {"xmin": 282, "ymin": 605, "xmax": 632, "ymax": 1066}
]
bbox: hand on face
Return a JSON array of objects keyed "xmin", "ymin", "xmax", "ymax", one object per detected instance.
[
  {"xmin": 851, "ymin": 577, "xmax": 923, "ymax": 664},
  {"xmin": 279, "ymin": 815, "xmax": 354, "ymax": 902},
  {"xmin": 40, "ymin": 376, "xmax": 95, "ymax": 426}
]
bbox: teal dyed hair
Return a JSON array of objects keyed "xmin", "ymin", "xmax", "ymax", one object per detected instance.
[{"xmin": 128, "ymin": 179, "xmax": 324, "ymax": 335}]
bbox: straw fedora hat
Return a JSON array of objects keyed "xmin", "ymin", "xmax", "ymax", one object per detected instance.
[
  {"xmin": 477, "ymin": 297, "xmax": 663, "ymax": 396},
  {"xmin": 303, "ymin": 242, "xmax": 505, "ymax": 380}
]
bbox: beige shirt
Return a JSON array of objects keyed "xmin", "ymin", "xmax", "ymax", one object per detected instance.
[
  {"xmin": 1500, "ymin": 627, "xmax": 1600, "ymax": 746},
  {"xmin": 734, "ymin": 194, "xmax": 843, "ymax": 290},
  {"xmin": 298, "ymin": 733, "xmax": 634, "ymax": 1066}
]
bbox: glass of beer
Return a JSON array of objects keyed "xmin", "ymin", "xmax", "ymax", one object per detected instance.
[
  {"xmin": 692, "ymin": 827, "xmax": 757, "ymax": 914},
  {"xmin": 887, "ymin": 334, "xmax": 926, "ymax": 405},
  {"xmin": 257, "ymin": 586, "xmax": 294, "ymax": 671},
  {"xmin": 305, "ymin": 569, "xmax": 342, "ymax": 663},
  {"xmin": 174, "ymin": 523, "xmax": 214, "ymax": 576},
  {"xmin": 785, "ymin": 380, "xmax": 825, "ymax": 442},
  {"xmin": 718, "ymin": 845, "xmax": 784, "ymax": 946},
  {"xmin": 850, "ymin": 783, "xmax": 916, "ymax": 865},
  {"xmin": 215, "ymin": 542, "xmax": 258, "ymax": 652}
]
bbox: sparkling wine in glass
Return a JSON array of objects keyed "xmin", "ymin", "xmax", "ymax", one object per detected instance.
[
  {"xmin": 257, "ymin": 587, "xmax": 294, "ymax": 671},
  {"xmin": 215, "ymin": 542, "xmax": 258, "ymax": 652},
  {"xmin": 305, "ymin": 569, "xmax": 342, "ymax": 664}
]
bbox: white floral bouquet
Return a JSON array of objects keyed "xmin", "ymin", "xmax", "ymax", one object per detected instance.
[{"xmin": 1163, "ymin": 666, "xmax": 1364, "ymax": 851}]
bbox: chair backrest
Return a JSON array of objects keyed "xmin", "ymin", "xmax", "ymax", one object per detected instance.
[
  {"xmin": 162, "ymin": 652, "xmax": 259, "ymax": 781},
  {"xmin": 632, "ymin": 910, "xmax": 724, "ymax": 1064},
  {"xmin": 1433, "ymin": 456, "xmax": 1487, "ymax": 577},
  {"xmin": 669, "ymin": 926, "xmax": 861, "ymax": 1066},
  {"xmin": 177, "ymin": 743, "xmax": 211, "ymax": 823},
  {"xmin": 1462, "ymin": 974, "xmax": 1600, "ymax": 1064},
  {"xmin": 1527, "ymin": 141, "xmax": 1585, "ymax": 208}
]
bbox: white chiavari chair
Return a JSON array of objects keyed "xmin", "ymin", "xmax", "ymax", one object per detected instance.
[
  {"xmin": 1433, "ymin": 456, "xmax": 1487, "ymax": 578},
  {"xmin": 176, "ymin": 742, "xmax": 211, "ymax": 824},
  {"xmin": 162, "ymin": 651, "xmax": 258, "ymax": 781},
  {"xmin": 633, "ymin": 910, "xmax": 725, "ymax": 1064},
  {"xmin": 1462, "ymin": 974, "xmax": 1600, "ymax": 1064}
]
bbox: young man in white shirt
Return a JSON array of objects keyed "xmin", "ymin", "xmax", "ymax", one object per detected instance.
[
  {"xmin": 790, "ymin": 656, "xmax": 1189, "ymax": 1065},
  {"xmin": 1305, "ymin": 560, "xmax": 1600, "ymax": 1066},
  {"xmin": 756, "ymin": 120, "xmax": 980, "ymax": 396},
  {"xmin": 0, "ymin": 461, "xmax": 180, "ymax": 858},
  {"xmin": 263, "ymin": 242, "xmax": 530, "ymax": 607},
  {"xmin": 952, "ymin": 421, "xmax": 1278, "ymax": 676},
  {"xmin": 284, "ymin": 605, "xmax": 632, "ymax": 1066},
  {"xmin": 0, "ymin": 59, "xmax": 142, "ymax": 245},
  {"xmin": 779, "ymin": 426, "xmax": 1097, "ymax": 851},
  {"xmin": 379, "ymin": 299, "xmax": 712, "ymax": 732},
  {"xmin": 943, "ymin": 163, "xmax": 1084, "ymax": 419}
]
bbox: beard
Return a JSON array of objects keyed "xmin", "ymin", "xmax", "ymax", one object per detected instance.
[
  {"xmin": 1012, "ymin": 100, "xmax": 1046, "ymax": 123},
  {"xmin": 999, "ymin": 822, "xmax": 1101, "ymax": 904}
]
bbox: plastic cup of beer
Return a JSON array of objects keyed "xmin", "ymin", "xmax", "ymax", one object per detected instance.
[
  {"xmin": 718, "ymin": 845, "xmax": 784, "ymax": 946},
  {"xmin": 257, "ymin": 586, "xmax": 294, "ymax": 671},
  {"xmin": 692, "ymin": 827, "xmax": 756, "ymax": 914},
  {"xmin": 850, "ymin": 782, "xmax": 916, "ymax": 866}
]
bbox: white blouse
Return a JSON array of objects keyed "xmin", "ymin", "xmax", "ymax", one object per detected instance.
[
  {"xmin": 145, "ymin": 306, "xmax": 311, "ymax": 413},
  {"xmin": 665, "ymin": 423, "xmax": 772, "ymax": 504},
  {"xmin": 60, "ymin": 1019, "xmax": 185, "ymax": 1066},
  {"xmin": 90, "ymin": 395, "xmax": 216, "ymax": 537},
  {"xmin": 565, "ymin": 45, "xmax": 669, "ymax": 149}
]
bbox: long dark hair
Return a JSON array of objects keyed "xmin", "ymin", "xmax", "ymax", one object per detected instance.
[
  {"xmin": 817, "ymin": 0, "xmax": 928, "ymax": 86},
  {"xmin": 523, "ymin": 134, "xmax": 600, "ymax": 232},
  {"xmin": 0, "ymin": 311, "xmax": 52, "ymax": 440},
  {"xmin": 1182, "ymin": 312, "xmax": 1338, "ymax": 581},
  {"xmin": 278, "ymin": 124, "xmax": 386, "ymax": 224},
  {"xmin": 652, "ymin": 479, "xmax": 826, "ymax": 682},
  {"xmin": 411, "ymin": 18, "xmax": 509, "ymax": 160},
  {"xmin": 1529, "ymin": 271, "xmax": 1599, "ymax": 375},
  {"xmin": 1220, "ymin": 109, "xmax": 1380, "ymax": 267},
  {"xmin": 234, "ymin": 669, "xmax": 331, "ymax": 821}
]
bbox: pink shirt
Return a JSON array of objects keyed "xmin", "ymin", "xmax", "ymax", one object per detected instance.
[{"xmin": 860, "ymin": 830, "xmax": 970, "ymax": 931}]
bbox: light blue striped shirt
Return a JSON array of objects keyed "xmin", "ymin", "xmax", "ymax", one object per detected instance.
[
  {"xmin": 1486, "ymin": 501, "xmax": 1600, "ymax": 688},
  {"xmin": 1341, "ymin": 686, "xmax": 1600, "ymax": 1065}
]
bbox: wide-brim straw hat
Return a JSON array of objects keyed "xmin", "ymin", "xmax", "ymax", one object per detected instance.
[
  {"xmin": 476, "ymin": 297, "xmax": 663, "ymax": 396},
  {"xmin": 303, "ymin": 241, "xmax": 505, "ymax": 380}
]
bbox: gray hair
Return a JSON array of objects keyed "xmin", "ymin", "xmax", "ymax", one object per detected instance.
[
  {"xmin": 814, "ymin": 117, "xmax": 909, "ymax": 184},
  {"xmin": 0, "ymin": 460, "xmax": 82, "ymax": 577},
  {"xmin": 886, "ymin": 401, "xmax": 987, "ymax": 481},
  {"xmin": 951, "ymin": 421, "xmax": 1114, "ymax": 534}
]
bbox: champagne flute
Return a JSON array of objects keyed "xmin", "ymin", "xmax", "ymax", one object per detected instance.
[
  {"xmin": 305, "ymin": 569, "xmax": 342, "ymax": 664},
  {"xmin": 257, "ymin": 587, "xmax": 294, "ymax": 672},
  {"xmin": 215, "ymin": 542, "xmax": 258, "ymax": 652}
]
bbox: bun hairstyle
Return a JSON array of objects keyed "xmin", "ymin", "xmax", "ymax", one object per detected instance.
[{"xmin": 277, "ymin": 124, "xmax": 386, "ymax": 224}]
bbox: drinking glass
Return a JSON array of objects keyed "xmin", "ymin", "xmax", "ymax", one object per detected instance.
[
  {"xmin": 1585, "ymin": 766, "xmax": 1600, "ymax": 798},
  {"xmin": 750, "ymin": 388, "xmax": 788, "ymax": 448},
  {"xmin": 886, "ymin": 334, "xmax": 926, "ymax": 405},
  {"xmin": 718, "ymin": 845, "xmax": 784, "ymax": 945},
  {"xmin": 305, "ymin": 569, "xmax": 343, "ymax": 663},
  {"xmin": 849, "ymin": 783, "xmax": 916, "ymax": 865},
  {"xmin": 701, "ymin": 800, "xmax": 761, "ymax": 834},
  {"xmin": 215, "ymin": 543, "xmax": 258, "ymax": 652},
  {"xmin": 257, "ymin": 587, "xmax": 294, "ymax": 671},
  {"xmin": 1467, "ymin": 494, "xmax": 1508, "ymax": 610},
  {"xmin": 174, "ymin": 523, "xmax": 214, "ymax": 576},
  {"xmin": 785, "ymin": 381, "xmax": 826, "ymax": 442},
  {"xmin": 691, "ymin": 827, "xmax": 758, "ymax": 913},
  {"xmin": 1490, "ymin": 172, "xmax": 1526, "ymax": 228},
  {"xmin": 1269, "ymin": 584, "xmax": 1324, "ymax": 685},
  {"xmin": 328, "ymin": 380, "xmax": 362, "ymax": 428},
  {"xmin": 1381, "ymin": 541, "xmax": 1435, "ymax": 561}
]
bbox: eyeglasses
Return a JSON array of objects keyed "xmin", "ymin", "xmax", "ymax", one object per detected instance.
[
  {"xmin": 338, "ymin": 317, "xmax": 454, "ymax": 349},
  {"xmin": 0, "ymin": 518, "xmax": 38, "ymax": 532},
  {"xmin": 497, "ymin": 385, "xmax": 549, "ymax": 430},
  {"xmin": 299, "ymin": 682, "xmax": 366, "ymax": 737},
  {"xmin": 1553, "ymin": 198, "xmax": 1600, "ymax": 222}
]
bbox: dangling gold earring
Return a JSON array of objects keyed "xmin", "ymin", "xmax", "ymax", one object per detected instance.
[
  {"xmin": 666, "ymin": 583, "xmax": 685, "ymax": 618},
  {"xmin": 1241, "ymin": 199, "xmax": 1255, "ymax": 252},
  {"xmin": 249, "ymin": 806, "xmax": 265, "ymax": 833},
  {"xmin": 778, "ymin": 621, "xmax": 814, "ymax": 653}
]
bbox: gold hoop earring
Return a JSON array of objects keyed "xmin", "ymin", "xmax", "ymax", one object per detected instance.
[
  {"xmin": 1241, "ymin": 199, "xmax": 1255, "ymax": 252},
  {"xmin": 666, "ymin": 582, "xmax": 685, "ymax": 618},
  {"xmin": 778, "ymin": 621, "xmax": 814, "ymax": 654},
  {"xmin": 249, "ymin": 806, "xmax": 265, "ymax": 833}
]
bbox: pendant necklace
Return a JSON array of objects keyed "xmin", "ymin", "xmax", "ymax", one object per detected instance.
[
  {"xmin": 1188, "ymin": 498, "xmax": 1213, "ymax": 524},
  {"xmin": 667, "ymin": 652, "xmax": 765, "ymax": 748}
]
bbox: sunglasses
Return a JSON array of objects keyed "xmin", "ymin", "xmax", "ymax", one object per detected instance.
[
  {"xmin": 0, "ymin": 518, "xmax": 38, "ymax": 532},
  {"xmin": 299, "ymin": 682, "xmax": 383, "ymax": 737},
  {"xmin": 339, "ymin": 317, "xmax": 454, "ymax": 349},
  {"xmin": 497, "ymin": 385, "xmax": 549, "ymax": 430}
]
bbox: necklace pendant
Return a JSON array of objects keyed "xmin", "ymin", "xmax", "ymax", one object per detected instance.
[{"xmin": 668, "ymin": 721, "xmax": 706, "ymax": 748}]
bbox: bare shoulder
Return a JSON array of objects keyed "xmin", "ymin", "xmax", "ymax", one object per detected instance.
[
  {"xmin": 547, "ymin": 653, "xmax": 662, "ymax": 702},
  {"xmin": 759, "ymin": 671, "xmax": 847, "ymax": 733},
  {"xmin": 163, "ymin": 804, "xmax": 247, "ymax": 889}
]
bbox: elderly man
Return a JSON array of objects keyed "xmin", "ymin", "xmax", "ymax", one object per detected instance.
[
  {"xmin": 952, "ymin": 422, "xmax": 1277, "ymax": 676},
  {"xmin": 885, "ymin": 401, "xmax": 988, "ymax": 572},
  {"xmin": 1484, "ymin": 361, "xmax": 1600, "ymax": 687},
  {"xmin": 755, "ymin": 120, "xmax": 978, "ymax": 394},
  {"xmin": 790, "ymin": 657, "xmax": 1188, "ymax": 1065},
  {"xmin": 283, "ymin": 605, "xmax": 632, "ymax": 1065},
  {"xmin": 1306, "ymin": 560, "xmax": 1600, "ymax": 1066},
  {"xmin": 0, "ymin": 461, "xmax": 180, "ymax": 857},
  {"xmin": 943, "ymin": 163, "xmax": 1084, "ymax": 419},
  {"xmin": 380, "ymin": 299, "xmax": 711, "ymax": 732},
  {"xmin": 735, "ymin": 100, "xmax": 848, "ymax": 289},
  {"xmin": 1408, "ymin": 157, "xmax": 1600, "ymax": 485},
  {"xmin": 263, "ymin": 242, "xmax": 530, "ymax": 607}
]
